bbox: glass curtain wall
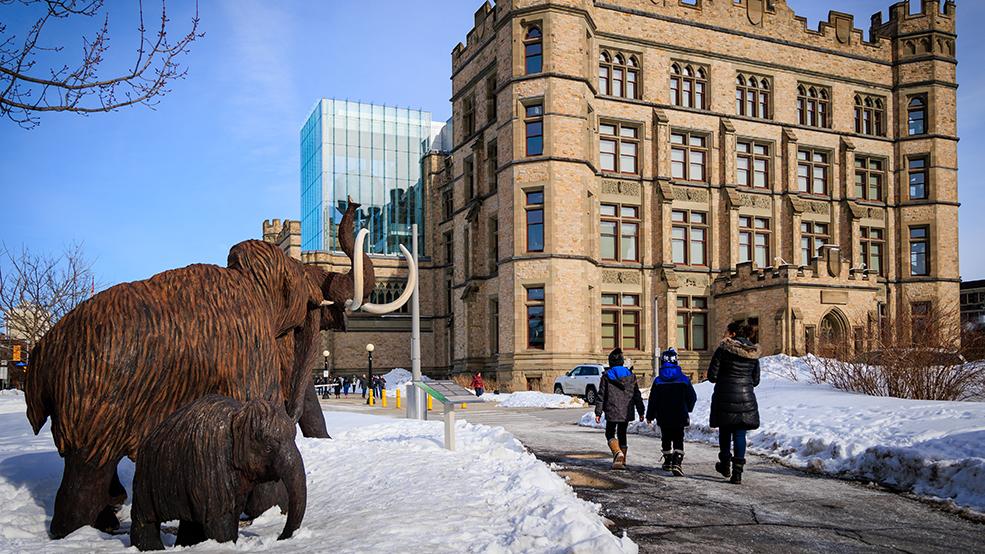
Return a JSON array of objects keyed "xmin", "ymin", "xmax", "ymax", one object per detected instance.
[{"xmin": 300, "ymin": 99, "xmax": 431, "ymax": 255}]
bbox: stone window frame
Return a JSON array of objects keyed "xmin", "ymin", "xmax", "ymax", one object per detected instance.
[
  {"xmin": 602, "ymin": 293, "xmax": 642, "ymax": 351},
  {"xmin": 600, "ymin": 202, "xmax": 641, "ymax": 262},
  {"xmin": 487, "ymin": 140, "xmax": 499, "ymax": 193},
  {"xmin": 464, "ymin": 155, "xmax": 475, "ymax": 200},
  {"xmin": 598, "ymin": 49, "xmax": 641, "ymax": 100},
  {"xmin": 441, "ymin": 187, "xmax": 454, "ymax": 221},
  {"xmin": 489, "ymin": 216, "xmax": 499, "ymax": 268},
  {"xmin": 736, "ymin": 138, "xmax": 771, "ymax": 189},
  {"xmin": 462, "ymin": 94, "xmax": 476, "ymax": 138},
  {"xmin": 860, "ymin": 226, "xmax": 885, "ymax": 276},
  {"xmin": 908, "ymin": 225, "xmax": 931, "ymax": 277},
  {"xmin": 485, "ymin": 75, "xmax": 498, "ymax": 124},
  {"xmin": 796, "ymin": 146, "xmax": 832, "ymax": 197},
  {"xmin": 522, "ymin": 98, "xmax": 545, "ymax": 157},
  {"xmin": 670, "ymin": 129, "xmax": 709, "ymax": 183},
  {"xmin": 489, "ymin": 297, "xmax": 500, "ymax": 355},
  {"xmin": 524, "ymin": 189, "xmax": 545, "ymax": 253},
  {"xmin": 854, "ymin": 93, "xmax": 887, "ymax": 137},
  {"xmin": 735, "ymin": 73, "xmax": 772, "ymax": 119},
  {"xmin": 443, "ymin": 230, "xmax": 454, "ymax": 266},
  {"xmin": 676, "ymin": 296, "xmax": 708, "ymax": 352},
  {"xmin": 907, "ymin": 94, "xmax": 928, "ymax": 136},
  {"xmin": 599, "ymin": 119, "xmax": 641, "ymax": 175},
  {"xmin": 907, "ymin": 154, "xmax": 930, "ymax": 200},
  {"xmin": 910, "ymin": 301, "xmax": 932, "ymax": 341},
  {"xmin": 854, "ymin": 154, "xmax": 887, "ymax": 202},
  {"xmin": 671, "ymin": 208, "xmax": 709, "ymax": 267},
  {"xmin": 800, "ymin": 220, "xmax": 829, "ymax": 264},
  {"xmin": 524, "ymin": 24, "xmax": 543, "ymax": 75},
  {"xmin": 796, "ymin": 83, "xmax": 831, "ymax": 129},
  {"xmin": 525, "ymin": 285, "xmax": 546, "ymax": 350},
  {"xmin": 738, "ymin": 215, "xmax": 771, "ymax": 268},
  {"xmin": 670, "ymin": 61, "xmax": 708, "ymax": 110}
]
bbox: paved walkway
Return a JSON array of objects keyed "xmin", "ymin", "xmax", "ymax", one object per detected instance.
[{"xmin": 323, "ymin": 399, "xmax": 985, "ymax": 553}]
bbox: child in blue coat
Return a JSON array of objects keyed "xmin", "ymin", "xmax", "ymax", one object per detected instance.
[{"xmin": 645, "ymin": 348, "xmax": 697, "ymax": 476}]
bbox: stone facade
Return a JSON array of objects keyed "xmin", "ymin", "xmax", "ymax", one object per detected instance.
[{"xmin": 267, "ymin": 0, "xmax": 960, "ymax": 389}]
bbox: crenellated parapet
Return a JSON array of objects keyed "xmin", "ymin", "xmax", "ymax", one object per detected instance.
[
  {"xmin": 452, "ymin": 1, "xmax": 500, "ymax": 71},
  {"xmin": 713, "ymin": 245, "xmax": 878, "ymax": 297},
  {"xmin": 871, "ymin": 0, "xmax": 956, "ymax": 59}
]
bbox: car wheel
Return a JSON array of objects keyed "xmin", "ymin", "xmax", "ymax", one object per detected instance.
[
  {"xmin": 585, "ymin": 387, "xmax": 597, "ymax": 405},
  {"xmin": 553, "ymin": 384, "xmax": 564, "ymax": 395}
]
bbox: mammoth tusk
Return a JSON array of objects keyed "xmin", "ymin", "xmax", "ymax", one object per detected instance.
[
  {"xmin": 349, "ymin": 228, "xmax": 369, "ymax": 312},
  {"xmin": 320, "ymin": 300, "xmax": 334, "ymax": 307},
  {"xmin": 358, "ymin": 244, "xmax": 417, "ymax": 315}
]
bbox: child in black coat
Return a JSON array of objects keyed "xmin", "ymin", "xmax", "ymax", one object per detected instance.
[{"xmin": 646, "ymin": 348, "xmax": 697, "ymax": 476}]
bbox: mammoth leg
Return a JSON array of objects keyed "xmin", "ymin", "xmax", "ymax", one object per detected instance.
[
  {"xmin": 243, "ymin": 480, "xmax": 288, "ymax": 518},
  {"xmin": 175, "ymin": 520, "xmax": 207, "ymax": 547},
  {"xmin": 204, "ymin": 514, "xmax": 240, "ymax": 544},
  {"xmin": 130, "ymin": 520, "xmax": 164, "ymax": 551},
  {"xmin": 50, "ymin": 452, "xmax": 119, "ymax": 539},
  {"xmin": 108, "ymin": 467, "xmax": 127, "ymax": 506},
  {"xmin": 298, "ymin": 385, "xmax": 330, "ymax": 439}
]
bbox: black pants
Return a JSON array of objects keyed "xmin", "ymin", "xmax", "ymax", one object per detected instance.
[
  {"xmin": 660, "ymin": 425, "xmax": 685, "ymax": 452},
  {"xmin": 605, "ymin": 421, "xmax": 629, "ymax": 449}
]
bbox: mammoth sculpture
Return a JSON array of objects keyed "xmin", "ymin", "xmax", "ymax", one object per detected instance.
[
  {"xmin": 130, "ymin": 396, "xmax": 306, "ymax": 550},
  {"xmin": 24, "ymin": 198, "xmax": 416, "ymax": 539}
]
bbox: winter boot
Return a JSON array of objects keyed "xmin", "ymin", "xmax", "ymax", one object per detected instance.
[
  {"xmin": 729, "ymin": 458, "xmax": 745, "ymax": 485},
  {"xmin": 608, "ymin": 439, "xmax": 625, "ymax": 469},
  {"xmin": 661, "ymin": 451, "xmax": 673, "ymax": 471},
  {"xmin": 715, "ymin": 452, "xmax": 732, "ymax": 478},
  {"xmin": 671, "ymin": 451, "xmax": 685, "ymax": 477}
]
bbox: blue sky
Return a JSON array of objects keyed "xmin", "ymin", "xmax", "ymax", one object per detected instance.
[{"xmin": 1, "ymin": 0, "xmax": 982, "ymax": 287}]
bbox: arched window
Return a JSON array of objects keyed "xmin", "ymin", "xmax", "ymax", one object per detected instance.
[
  {"xmin": 735, "ymin": 73, "xmax": 771, "ymax": 119},
  {"xmin": 854, "ymin": 93, "xmax": 886, "ymax": 136},
  {"xmin": 598, "ymin": 50, "xmax": 640, "ymax": 99},
  {"xmin": 524, "ymin": 26, "xmax": 543, "ymax": 74},
  {"xmin": 908, "ymin": 95, "xmax": 927, "ymax": 135},
  {"xmin": 797, "ymin": 84, "xmax": 830, "ymax": 128},
  {"xmin": 671, "ymin": 62, "xmax": 707, "ymax": 109}
]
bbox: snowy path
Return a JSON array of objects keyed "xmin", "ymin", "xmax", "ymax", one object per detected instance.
[{"xmin": 460, "ymin": 408, "xmax": 985, "ymax": 554}]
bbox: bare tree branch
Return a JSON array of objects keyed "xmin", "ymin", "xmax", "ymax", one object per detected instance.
[{"xmin": 0, "ymin": 0, "xmax": 202, "ymax": 128}]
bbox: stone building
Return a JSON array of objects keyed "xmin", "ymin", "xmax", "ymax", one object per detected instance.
[{"xmin": 267, "ymin": 0, "xmax": 960, "ymax": 389}]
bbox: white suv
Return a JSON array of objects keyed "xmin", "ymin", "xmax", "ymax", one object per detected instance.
[{"xmin": 554, "ymin": 364, "xmax": 605, "ymax": 404}]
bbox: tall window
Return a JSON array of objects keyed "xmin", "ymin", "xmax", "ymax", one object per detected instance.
[
  {"xmin": 526, "ymin": 286, "xmax": 545, "ymax": 349},
  {"xmin": 600, "ymin": 203, "xmax": 640, "ymax": 262},
  {"xmin": 800, "ymin": 221, "xmax": 829, "ymax": 263},
  {"xmin": 487, "ymin": 140, "xmax": 498, "ymax": 192},
  {"xmin": 442, "ymin": 188, "xmax": 453, "ymax": 220},
  {"xmin": 854, "ymin": 156, "xmax": 885, "ymax": 201},
  {"xmin": 670, "ymin": 63, "xmax": 707, "ymax": 109},
  {"xmin": 525, "ymin": 190, "xmax": 544, "ymax": 252},
  {"xmin": 599, "ymin": 121, "xmax": 640, "ymax": 174},
  {"xmin": 463, "ymin": 95, "xmax": 475, "ymax": 137},
  {"xmin": 911, "ymin": 301, "xmax": 931, "ymax": 341},
  {"xmin": 910, "ymin": 226, "xmax": 929, "ymax": 276},
  {"xmin": 908, "ymin": 156, "xmax": 928, "ymax": 199},
  {"xmin": 735, "ymin": 74, "xmax": 771, "ymax": 119},
  {"xmin": 671, "ymin": 209, "xmax": 708, "ymax": 266},
  {"xmin": 490, "ymin": 298, "xmax": 499, "ymax": 354},
  {"xmin": 739, "ymin": 216, "xmax": 770, "ymax": 267},
  {"xmin": 602, "ymin": 293, "xmax": 641, "ymax": 350},
  {"xmin": 464, "ymin": 156, "xmax": 475, "ymax": 200},
  {"xmin": 444, "ymin": 231, "xmax": 453, "ymax": 264},
  {"xmin": 797, "ymin": 148, "xmax": 829, "ymax": 195},
  {"xmin": 860, "ymin": 227, "xmax": 884, "ymax": 275},
  {"xmin": 524, "ymin": 26, "xmax": 543, "ymax": 74},
  {"xmin": 489, "ymin": 217, "xmax": 499, "ymax": 265},
  {"xmin": 737, "ymin": 140, "xmax": 769, "ymax": 188},
  {"xmin": 599, "ymin": 51, "xmax": 639, "ymax": 99},
  {"xmin": 525, "ymin": 102, "xmax": 544, "ymax": 156},
  {"xmin": 485, "ymin": 77, "xmax": 498, "ymax": 123},
  {"xmin": 797, "ymin": 84, "xmax": 830, "ymax": 128},
  {"xmin": 854, "ymin": 94, "xmax": 886, "ymax": 136},
  {"xmin": 908, "ymin": 95, "xmax": 927, "ymax": 136},
  {"xmin": 670, "ymin": 131, "xmax": 707, "ymax": 182},
  {"xmin": 676, "ymin": 296, "xmax": 708, "ymax": 351}
]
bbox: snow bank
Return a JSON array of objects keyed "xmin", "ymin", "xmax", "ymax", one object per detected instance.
[
  {"xmin": 0, "ymin": 395, "xmax": 634, "ymax": 553},
  {"xmin": 379, "ymin": 367, "xmax": 434, "ymax": 397},
  {"xmin": 482, "ymin": 391, "xmax": 587, "ymax": 409},
  {"xmin": 581, "ymin": 354, "xmax": 985, "ymax": 513}
]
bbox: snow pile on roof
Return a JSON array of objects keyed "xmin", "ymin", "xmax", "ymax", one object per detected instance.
[
  {"xmin": 482, "ymin": 391, "xmax": 587, "ymax": 409},
  {"xmin": 581, "ymin": 354, "xmax": 985, "ymax": 513},
  {"xmin": 0, "ymin": 395, "xmax": 635, "ymax": 553}
]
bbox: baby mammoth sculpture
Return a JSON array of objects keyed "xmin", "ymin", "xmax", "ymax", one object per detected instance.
[
  {"xmin": 24, "ymin": 198, "xmax": 417, "ymax": 539},
  {"xmin": 129, "ymin": 396, "xmax": 306, "ymax": 550}
]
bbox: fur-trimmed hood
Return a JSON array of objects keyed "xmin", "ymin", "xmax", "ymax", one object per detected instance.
[{"xmin": 719, "ymin": 337, "xmax": 760, "ymax": 359}]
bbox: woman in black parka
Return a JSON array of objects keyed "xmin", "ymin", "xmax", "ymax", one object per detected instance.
[{"xmin": 707, "ymin": 322, "xmax": 761, "ymax": 484}]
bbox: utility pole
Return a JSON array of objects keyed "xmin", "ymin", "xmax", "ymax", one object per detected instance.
[{"xmin": 409, "ymin": 224, "xmax": 424, "ymax": 419}]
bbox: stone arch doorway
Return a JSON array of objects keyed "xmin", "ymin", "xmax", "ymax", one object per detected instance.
[{"xmin": 818, "ymin": 309, "xmax": 850, "ymax": 357}]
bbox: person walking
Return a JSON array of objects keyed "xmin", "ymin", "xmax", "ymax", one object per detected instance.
[
  {"xmin": 374, "ymin": 376, "xmax": 384, "ymax": 400},
  {"xmin": 645, "ymin": 348, "xmax": 697, "ymax": 477},
  {"xmin": 333, "ymin": 377, "xmax": 342, "ymax": 399},
  {"xmin": 594, "ymin": 348, "xmax": 645, "ymax": 469},
  {"xmin": 707, "ymin": 322, "xmax": 761, "ymax": 485},
  {"xmin": 342, "ymin": 376, "xmax": 351, "ymax": 398},
  {"xmin": 470, "ymin": 372, "xmax": 485, "ymax": 397},
  {"xmin": 360, "ymin": 375, "xmax": 367, "ymax": 399}
]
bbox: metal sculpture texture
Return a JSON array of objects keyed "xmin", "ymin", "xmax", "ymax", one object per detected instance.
[
  {"xmin": 24, "ymin": 199, "xmax": 417, "ymax": 538},
  {"xmin": 129, "ymin": 396, "xmax": 306, "ymax": 550}
]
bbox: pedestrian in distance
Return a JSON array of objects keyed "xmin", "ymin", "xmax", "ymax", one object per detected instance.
[
  {"xmin": 374, "ymin": 376, "xmax": 384, "ymax": 400},
  {"xmin": 594, "ymin": 348, "xmax": 645, "ymax": 469},
  {"xmin": 343, "ymin": 376, "xmax": 351, "ymax": 398},
  {"xmin": 707, "ymin": 321, "xmax": 761, "ymax": 485},
  {"xmin": 646, "ymin": 348, "xmax": 697, "ymax": 477},
  {"xmin": 360, "ymin": 375, "xmax": 367, "ymax": 399},
  {"xmin": 333, "ymin": 377, "xmax": 341, "ymax": 399},
  {"xmin": 471, "ymin": 372, "xmax": 485, "ymax": 397}
]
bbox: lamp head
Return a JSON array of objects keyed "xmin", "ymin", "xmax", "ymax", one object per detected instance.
[
  {"xmin": 366, "ymin": 343, "xmax": 375, "ymax": 353},
  {"xmin": 322, "ymin": 350, "xmax": 330, "ymax": 358}
]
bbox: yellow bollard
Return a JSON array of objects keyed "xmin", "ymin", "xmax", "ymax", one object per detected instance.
[
  {"xmin": 396, "ymin": 388, "xmax": 402, "ymax": 409},
  {"xmin": 461, "ymin": 403, "xmax": 468, "ymax": 409},
  {"xmin": 369, "ymin": 389, "xmax": 375, "ymax": 406},
  {"xmin": 381, "ymin": 389, "xmax": 388, "ymax": 408},
  {"xmin": 427, "ymin": 394, "xmax": 433, "ymax": 411}
]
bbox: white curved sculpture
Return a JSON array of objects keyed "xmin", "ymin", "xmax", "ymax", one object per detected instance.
[{"xmin": 348, "ymin": 228, "xmax": 417, "ymax": 315}]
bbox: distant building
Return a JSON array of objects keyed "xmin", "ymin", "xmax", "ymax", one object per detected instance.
[{"xmin": 961, "ymin": 280, "xmax": 985, "ymax": 331}]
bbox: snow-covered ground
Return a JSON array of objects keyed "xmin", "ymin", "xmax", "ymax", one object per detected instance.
[
  {"xmin": 481, "ymin": 391, "xmax": 587, "ymax": 409},
  {"xmin": 0, "ymin": 393, "xmax": 634, "ymax": 553},
  {"xmin": 581, "ymin": 354, "xmax": 985, "ymax": 513}
]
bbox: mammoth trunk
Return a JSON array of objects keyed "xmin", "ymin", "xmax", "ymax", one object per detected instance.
[
  {"xmin": 337, "ymin": 200, "xmax": 375, "ymax": 306},
  {"xmin": 285, "ymin": 310, "xmax": 321, "ymax": 423},
  {"xmin": 275, "ymin": 448, "xmax": 307, "ymax": 541}
]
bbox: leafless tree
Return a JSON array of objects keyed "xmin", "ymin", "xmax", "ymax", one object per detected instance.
[
  {"xmin": 1, "ymin": 0, "xmax": 201, "ymax": 128},
  {"xmin": 0, "ymin": 242, "xmax": 95, "ymax": 347}
]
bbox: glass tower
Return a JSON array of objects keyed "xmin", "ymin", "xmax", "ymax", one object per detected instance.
[{"xmin": 301, "ymin": 99, "xmax": 434, "ymax": 255}]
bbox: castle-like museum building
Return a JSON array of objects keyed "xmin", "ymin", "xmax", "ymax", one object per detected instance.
[{"xmin": 265, "ymin": 0, "xmax": 960, "ymax": 389}]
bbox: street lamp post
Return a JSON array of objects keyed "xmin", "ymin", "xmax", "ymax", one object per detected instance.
[
  {"xmin": 365, "ymin": 343, "xmax": 375, "ymax": 405},
  {"xmin": 322, "ymin": 350, "xmax": 331, "ymax": 399}
]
